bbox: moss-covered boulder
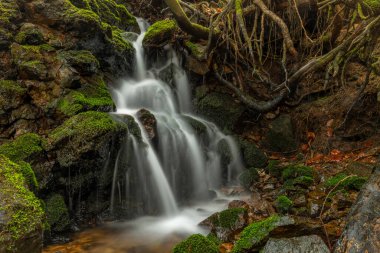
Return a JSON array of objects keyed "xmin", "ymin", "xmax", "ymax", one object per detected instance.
[
  {"xmin": 0, "ymin": 80, "xmax": 26, "ymax": 113},
  {"xmin": 238, "ymin": 138, "xmax": 268, "ymax": 168},
  {"xmin": 57, "ymin": 76, "xmax": 114, "ymax": 116},
  {"xmin": 264, "ymin": 114, "xmax": 298, "ymax": 152},
  {"xmin": 194, "ymin": 86, "xmax": 245, "ymax": 131},
  {"xmin": 173, "ymin": 234, "xmax": 219, "ymax": 253},
  {"xmin": 46, "ymin": 111, "xmax": 128, "ymax": 167},
  {"xmin": 45, "ymin": 194, "xmax": 70, "ymax": 232},
  {"xmin": 0, "ymin": 0, "xmax": 21, "ymax": 49},
  {"xmin": 0, "ymin": 133, "xmax": 44, "ymax": 162},
  {"xmin": 203, "ymin": 208, "xmax": 248, "ymax": 242},
  {"xmin": 19, "ymin": 60, "xmax": 48, "ymax": 80},
  {"xmin": 58, "ymin": 50, "xmax": 100, "ymax": 75},
  {"xmin": 0, "ymin": 155, "xmax": 44, "ymax": 253},
  {"xmin": 143, "ymin": 19, "xmax": 178, "ymax": 48},
  {"xmin": 238, "ymin": 168, "xmax": 259, "ymax": 190},
  {"xmin": 15, "ymin": 23, "xmax": 45, "ymax": 45},
  {"xmin": 232, "ymin": 215, "xmax": 294, "ymax": 253}
]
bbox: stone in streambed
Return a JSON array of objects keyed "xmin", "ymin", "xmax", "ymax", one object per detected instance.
[{"xmin": 262, "ymin": 235, "xmax": 329, "ymax": 253}]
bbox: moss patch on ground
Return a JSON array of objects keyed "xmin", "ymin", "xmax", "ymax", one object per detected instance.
[
  {"xmin": 275, "ymin": 195, "xmax": 293, "ymax": 213},
  {"xmin": 325, "ymin": 173, "xmax": 367, "ymax": 191},
  {"xmin": 173, "ymin": 234, "xmax": 219, "ymax": 253},
  {"xmin": 0, "ymin": 155, "xmax": 44, "ymax": 251}
]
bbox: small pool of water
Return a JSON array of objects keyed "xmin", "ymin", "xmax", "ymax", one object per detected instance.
[{"xmin": 43, "ymin": 191, "xmax": 247, "ymax": 253}]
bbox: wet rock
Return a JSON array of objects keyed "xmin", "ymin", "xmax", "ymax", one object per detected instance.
[
  {"xmin": 232, "ymin": 215, "xmax": 295, "ymax": 253},
  {"xmin": 0, "ymin": 80, "xmax": 26, "ymax": 111},
  {"xmin": 265, "ymin": 114, "xmax": 297, "ymax": 152},
  {"xmin": 334, "ymin": 168, "xmax": 380, "ymax": 253},
  {"xmin": 142, "ymin": 19, "xmax": 178, "ymax": 48},
  {"xmin": 137, "ymin": 108, "xmax": 157, "ymax": 140},
  {"xmin": 194, "ymin": 86, "xmax": 245, "ymax": 131},
  {"xmin": 19, "ymin": 60, "xmax": 49, "ymax": 80},
  {"xmin": 262, "ymin": 235, "xmax": 329, "ymax": 253},
  {"xmin": 0, "ymin": 155, "xmax": 44, "ymax": 253},
  {"xmin": 238, "ymin": 138, "xmax": 268, "ymax": 168},
  {"xmin": 15, "ymin": 23, "xmax": 45, "ymax": 45},
  {"xmin": 238, "ymin": 168, "xmax": 259, "ymax": 190},
  {"xmin": 173, "ymin": 234, "xmax": 219, "ymax": 253},
  {"xmin": 201, "ymin": 208, "xmax": 248, "ymax": 242},
  {"xmin": 58, "ymin": 50, "xmax": 99, "ymax": 76},
  {"xmin": 46, "ymin": 194, "xmax": 70, "ymax": 232}
]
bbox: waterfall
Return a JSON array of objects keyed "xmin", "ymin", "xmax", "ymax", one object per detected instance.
[{"xmin": 110, "ymin": 18, "xmax": 244, "ymax": 216}]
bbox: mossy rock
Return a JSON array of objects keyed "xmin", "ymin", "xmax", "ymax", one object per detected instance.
[
  {"xmin": 265, "ymin": 160, "xmax": 281, "ymax": 178},
  {"xmin": 0, "ymin": 80, "xmax": 26, "ymax": 111},
  {"xmin": 194, "ymin": 87, "xmax": 245, "ymax": 131},
  {"xmin": 0, "ymin": 133, "xmax": 44, "ymax": 162},
  {"xmin": 0, "ymin": 0, "xmax": 21, "ymax": 49},
  {"xmin": 15, "ymin": 23, "xmax": 45, "ymax": 45},
  {"xmin": 232, "ymin": 215, "xmax": 294, "ymax": 253},
  {"xmin": 45, "ymin": 194, "xmax": 70, "ymax": 232},
  {"xmin": 0, "ymin": 155, "xmax": 44, "ymax": 253},
  {"xmin": 11, "ymin": 43, "xmax": 55, "ymax": 65},
  {"xmin": 57, "ymin": 76, "xmax": 114, "ymax": 116},
  {"xmin": 325, "ymin": 173, "xmax": 367, "ymax": 191},
  {"xmin": 18, "ymin": 60, "xmax": 48, "ymax": 80},
  {"xmin": 46, "ymin": 111, "xmax": 128, "ymax": 167},
  {"xmin": 265, "ymin": 114, "xmax": 297, "ymax": 152},
  {"xmin": 58, "ymin": 50, "xmax": 99, "ymax": 75},
  {"xmin": 238, "ymin": 138, "xmax": 267, "ymax": 168},
  {"xmin": 238, "ymin": 168, "xmax": 259, "ymax": 190},
  {"xmin": 143, "ymin": 19, "xmax": 178, "ymax": 48},
  {"xmin": 282, "ymin": 164, "xmax": 313, "ymax": 180},
  {"xmin": 184, "ymin": 41, "xmax": 205, "ymax": 60},
  {"xmin": 173, "ymin": 234, "xmax": 219, "ymax": 253},
  {"xmin": 275, "ymin": 195, "xmax": 293, "ymax": 214}
]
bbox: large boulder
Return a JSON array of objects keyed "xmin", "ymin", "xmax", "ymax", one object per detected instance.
[
  {"xmin": 262, "ymin": 235, "xmax": 329, "ymax": 253},
  {"xmin": 0, "ymin": 155, "xmax": 44, "ymax": 253}
]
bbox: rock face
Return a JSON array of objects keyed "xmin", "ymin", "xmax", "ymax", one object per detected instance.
[
  {"xmin": 334, "ymin": 168, "xmax": 380, "ymax": 253},
  {"xmin": 262, "ymin": 235, "xmax": 329, "ymax": 253},
  {"xmin": 0, "ymin": 155, "xmax": 44, "ymax": 253}
]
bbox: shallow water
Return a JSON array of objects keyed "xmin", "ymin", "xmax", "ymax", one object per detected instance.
[{"xmin": 43, "ymin": 191, "xmax": 247, "ymax": 253}]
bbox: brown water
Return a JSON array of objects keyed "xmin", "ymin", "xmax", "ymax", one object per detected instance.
[{"xmin": 42, "ymin": 225, "xmax": 185, "ymax": 253}]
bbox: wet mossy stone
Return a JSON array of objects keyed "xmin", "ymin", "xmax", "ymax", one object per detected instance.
[
  {"xmin": 232, "ymin": 215, "xmax": 294, "ymax": 253},
  {"xmin": 46, "ymin": 111, "xmax": 128, "ymax": 167},
  {"xmin": 15, "ymin": 23, "xmax": 44, "ymax": 45},
  {"xmin": 275, "ymin": 195, "xmax": 293, "ymax": 214},
  {"xmin": 282, "ymin": 164, "xmax": 313, "ymax": 180},
  {"xmin": 45, "ymin": 194, "xmax": 70, "ymax": 232},
  {"xmin": 0, "ymin": 80, "xmax": 26, "ymax": 111},
  {"xmin": 265, "ymin": 114, "xmax": 297, "ymax": 153},
  {"xmin": 0, "ymin": 155, "xmax": 44, "ymax": 253},
  {"xmin": 173, "ymin": 234, "xmax": 219, "ymax": 253},
  {"xmin": 143, "ymin": 19, "xmax": 178, "ymax": 48},
  {"xmin": 58, "ymin": 50, "xmax": 99, "ymax": 75},
  {"xmin": 325, "ymin": 173, "xmax": 367, "ymax": 191},
  {"xmin": 0, "ymin": 133, "xmax": 44, "ymax": 162},
  {"xmin": 238, "ymin": 138, "xmax": 267, "ymax": 168},
  {"xmin": 194, "ymin": 86, "xmax": 245, "ymax": 131},
  {"xmin": 266, "ymin": 160, "xmax": 281, "ymax": 178},
  {"xmin": 18, "ymin": 60, "xmax": 48, "ymax": 80},
  {"xmin": 57, "ymin": 76, "xmax": 114, "ymax": 116},
  {"xmin": 239, "ymin": 168, "xmax": 259, "ymax": 190},
  {"xmin": 0, "ymin": 0, "xmax": 21, "ymax": 49}
]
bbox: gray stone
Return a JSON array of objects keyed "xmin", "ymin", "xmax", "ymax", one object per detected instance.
[
  {"xmin": 263, "ymin": 235, "xmax": 329, "ymax": 253},
  {"xmin": 265, "ymin": 114, "xmax": 298, "ymax": 152}
]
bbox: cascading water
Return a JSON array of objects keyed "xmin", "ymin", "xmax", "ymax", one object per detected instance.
[{"xmin": 110, "ymin": 18, "xmax": 244, "ymax": 217}]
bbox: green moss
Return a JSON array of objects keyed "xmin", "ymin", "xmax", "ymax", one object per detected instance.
[
  {"xmin": 325, "ymin": 173, "xmax": 367, "ymax": 191},
  {"xmin": 214, "ymin": 208, "xmax": 247, "ymax": 229},
  {"xmin": 58, "ymin": 50, "xmax": 99, "ymax": 75},
  {"xmin": 292, "ymin": 176, "xmax": 314, "ymax": 187},
  {"xmin": 0, "ymin": 155, "xmax": 44, "ymax": 248},
  {"xmin": 184, "ymin": 41, "xmax": 204, "ymax": 59},
  {"xmin": 282, "ymin": 164, "xmax": 313, "ymax": 180},
  {"xmin": 0, "ymin": 0, "xmax": 19, "ymax": 29},
  {"xmin": 266, "ymin": 160, "xmax": 281, "ymax": 178},
  {"xmin": 206, "ymin": 233, "xmax": 221, "ymax": 247},
  {"xmin": 239, "ymin": 168, "xmax": 259, "ymax": 189},
  {"xmin": 16, "ymin": 161, "xmax": 38, "ymax": 191},
  {"xmin": 15, "ymin": 28, "xmax": 44, "ymax": 45},
  {"xmin": 232, "ymin": 215, "xmax": 280, "ymax": 253},
  {"xmin": 238, "ymin": 138, "xmax": 267, "ymax": 168},
  {"xmin": 48, "ymin": 111, "xmax": 125, "ymax": 146},
  {"xmin": 143, "ymin": 19, "xmax": 177, "ymax": 47},
  {"xmin": 45, "ymin": 194, "xmax": 70, "ymax": 232},
  {"xmin": 275, "ymin": 195, "xmax": 293, "ymax": 214},
  {"xmin": 0, "ymin": 80, "xmax": 26, "ymax": 94},
  {"xmin": 57, "ymin": 76, "xmax": 114, "ymax": 116},
  {"xmin": 11, "ymin": 44, "xmax": 55, "ymax": 65},
  {"xmin": 173, "ymin": 234, "xmax": 219, "ymax": 253},
  {"xmin": 110, "ymin": 26, "xmax": 134, "ymax": 51},
  {"xmin": 0, "ymin": 133, "xmax": 43, "ymax": 162}
]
